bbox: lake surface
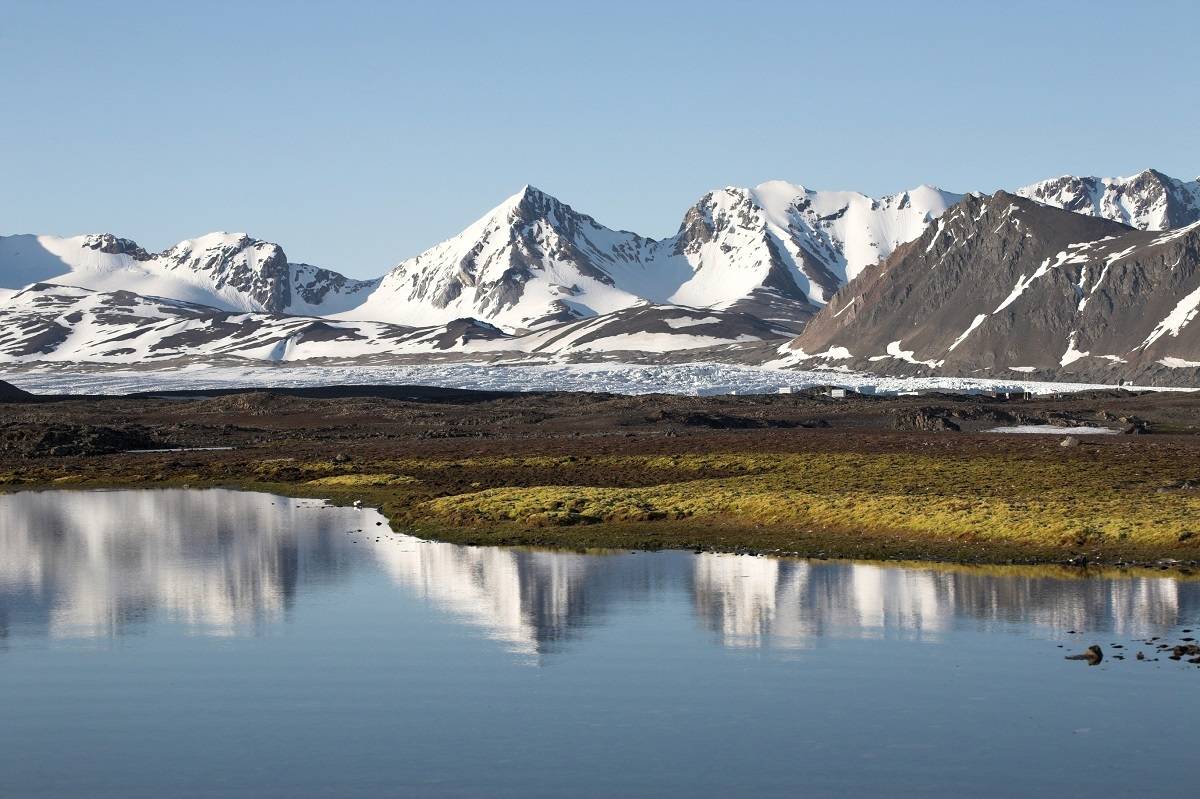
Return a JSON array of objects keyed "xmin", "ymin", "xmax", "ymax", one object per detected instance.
[{"xmin": 2, "ymin": 489, "xmax": 1197, "ymax": 798}]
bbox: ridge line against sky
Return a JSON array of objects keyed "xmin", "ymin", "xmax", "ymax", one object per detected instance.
[{"xmin": 2, "ymin": 0, "xmax": 1197, "ymax": 278}]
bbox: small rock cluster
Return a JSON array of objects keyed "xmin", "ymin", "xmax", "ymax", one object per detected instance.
[{"xmin": 1065, "ymin": 629, "xmax": 1200, "ymax": 667}]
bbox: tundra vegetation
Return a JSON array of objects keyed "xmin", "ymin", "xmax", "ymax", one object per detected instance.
[{"xmin": 4, "ymin": 386, "xmax": 1200, "ymax": 566}]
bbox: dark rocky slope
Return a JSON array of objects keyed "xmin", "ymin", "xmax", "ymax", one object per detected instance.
[{"xmin": 789, "ymin": 193, "xmax": 1200, "ymax": 384}]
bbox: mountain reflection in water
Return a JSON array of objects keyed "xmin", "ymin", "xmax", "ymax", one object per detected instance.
[{"xmin": 1, "ymin": 488, "xmax": 1195, "ymax": 655}]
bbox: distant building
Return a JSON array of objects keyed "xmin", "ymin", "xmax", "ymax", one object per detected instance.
[{"xmin": 984, "ymin": 389, "xmax": 1034, "ymax": 400}]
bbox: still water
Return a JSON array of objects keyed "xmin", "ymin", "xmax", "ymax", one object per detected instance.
[{"xmin": 1, "ymin": 489, "xmax": 1197, "ymax": 798}]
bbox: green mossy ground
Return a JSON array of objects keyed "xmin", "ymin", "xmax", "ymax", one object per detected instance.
[{"xmin": 5, "ymin": 448, "xmax": 1200, "ymax": 567}]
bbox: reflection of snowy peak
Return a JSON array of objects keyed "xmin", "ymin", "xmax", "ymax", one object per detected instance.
[
  {"xmin": 374, "ymin": 542, "xmax": 602, "ymax": 657},
  {"xmin": 0, "ymin": 489, "xmax": 364, "ymax": 637},
  {"xmin": 0, "ymin": 231, "xmax": 377, "ymax": 314},
  {"xmin": 2, "ymin": 489, "xmax": 1190, "ymax": 649},
  {"xmin": 1017, "ymin": 169, "xmax": 1200, "ymax": 231}
]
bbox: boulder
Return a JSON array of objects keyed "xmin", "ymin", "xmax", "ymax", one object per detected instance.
[
  {"xmin": 894, "ymin": 408, "xmax": 960, "ymax": 432},
  {"xmin": 1064, "ymin": 644, "xmax": 1103, "ymax": 664}
]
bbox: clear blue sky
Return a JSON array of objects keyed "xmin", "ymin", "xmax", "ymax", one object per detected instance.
[{"xmin": 3, "ymin": 0, "xmax": 1197, "ymax": 277}]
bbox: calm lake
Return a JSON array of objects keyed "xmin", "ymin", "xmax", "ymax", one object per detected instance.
[{"xmin": 1, "ymin": 488, "xmax": 1197, "ymax": 798}]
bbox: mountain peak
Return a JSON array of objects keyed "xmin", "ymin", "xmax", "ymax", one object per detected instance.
[
  {"xmin": 1119, "ymin": 167, "xmax": 1175, "ymax": 189},
  {"xmin": 517, "ymin": 183, "xmax": 547, "ymax": 198},
  {"xmin": 497, "ymin": 183, "xmax": 556, "ymax": 209},
  {"xmin": 502, "ymin": 183, "xmax": 539, "ymax": 202},
  {"xmin": 1016, "ymin": 169, "xmax": 1200, "ymax": 231},
  {"xmin": 167, "ymin": 231, "xmax": 256, "ymax": 254},
  {"xmin": 906, "ymin": 183, "xmax": 953, "ymax": 197},
  {"xmin": 484, "ymin": 184, "xmax": 579, "ymax": 229},
  {"xmin": 81, "ymin": 233, "xmax": 152, "ymax": 260},
  {"xmin": 750, "ymin": 179, "xmax": 810, "ymax": 198},
  {"xmin": 1126, "ymin": 167, "xmax": 1179, "ymax": 183}
]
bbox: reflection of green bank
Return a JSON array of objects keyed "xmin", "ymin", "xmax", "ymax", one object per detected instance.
[{"xmin": 6, "ymin": 450, "xmax": 1200, "ymax": 566}]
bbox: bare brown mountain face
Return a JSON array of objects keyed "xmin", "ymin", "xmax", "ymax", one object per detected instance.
[{"xmin": 788, "ymin": 192, "xmax": 1200, "ymax": 384}]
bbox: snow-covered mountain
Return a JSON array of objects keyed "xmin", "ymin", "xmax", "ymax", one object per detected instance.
[
  {"xmin": 0, "ymin": 232, "xmax": 377, "ymax": 314},
  {"xmin": 4, "ymin": 168, "xmax": 1200, "ymax": 381},
  {"xmin": 339, "ymin": 186, "xmax": 664, "ymax": 331},
  {"xmin": 0, "ymin": 283, "xmax": 785, "ymax": 364},
  {"xmin": 508, "ymin": 303, "xmax": 790, "ymax": 356},
  {"xmin": 656, "ymin": 181, "xmax": 962, "ymax": 310},
  {"xmin": 1016, "ymin": 168, "xmax": 1200, "ymax": 231},
  {"xmin": 336, "ymin": 182, "xmax": 960, "ymax": 332},
  {"xmin": 0, "ymin": 282, "xmax": 506, "ymax": 363}
]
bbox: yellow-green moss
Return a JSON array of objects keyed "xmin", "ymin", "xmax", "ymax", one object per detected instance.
[
  {"xmin": 7, "ymin": 447, "xmax": 1200, "ymax": 564},
  {"xmin": 421, "ymin": 451, "xmax": 1200, "ymax": 551},
  {"xmin": 305, "ymin": 473, "xmax": 420, "ymax": 487}
]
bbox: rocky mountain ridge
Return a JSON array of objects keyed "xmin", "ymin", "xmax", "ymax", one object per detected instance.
[
  {"xmin": 1016, "ymin": 169, "xmax": 1200, "ymax": 231},
  {"xmin": 786, "ymin": 192, "xmax": 1200, "ymax": 383},
  {"xmin": 4, "ymin": 167, "xmax": 1200, "ymax": 383},
  {"xmin": 0, "ymin": 283, "xmax": 784, "ymax": 364},
  {"xmin": 3, "ymin": 168, "xmax": 1191, "ymax": 332},
  {"xmin": 0, "ymin": 231, "xmax": 378, "ymax": 316}
]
